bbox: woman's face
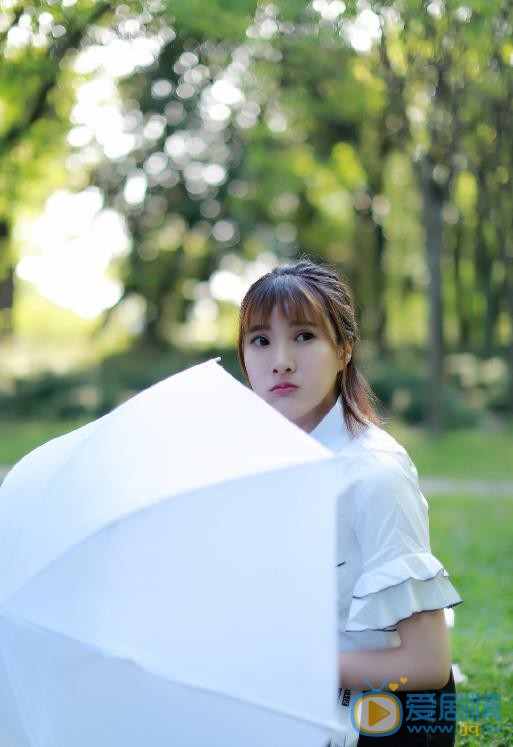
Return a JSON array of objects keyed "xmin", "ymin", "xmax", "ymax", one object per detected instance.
[{"xmin": 242, "ymin": 304, "xmax": 347, "ymax": 432}]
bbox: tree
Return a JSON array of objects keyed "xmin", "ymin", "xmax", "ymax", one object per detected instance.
[
  {"xmin": 5, "ymin": 0, "xmax": 511, "ymax": 419},
  {"xmin": 363, "ymin": 0, "xmax": 513, "ymax": 423},
  {"xmin": 0, "ymin": 1, "xmax": 162, "ymax": 326}
]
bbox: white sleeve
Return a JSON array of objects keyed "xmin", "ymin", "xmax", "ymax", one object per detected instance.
[{"xmin": 345, "ymin": 451, "xmax": 461, "ymax": 632}]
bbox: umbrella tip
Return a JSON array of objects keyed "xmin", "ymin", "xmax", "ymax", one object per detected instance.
[{"xmin": 213, "ymin": 356, "xmax": 222, "ymax": 363}]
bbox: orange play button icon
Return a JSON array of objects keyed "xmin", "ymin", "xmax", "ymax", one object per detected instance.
[
  {"xmin": 368, "ymin": 698, "xmax": 391, "ymax": 726},
  {"xmin": 353, "ymin": 693, "xmax": 402, "ymax": 735}
]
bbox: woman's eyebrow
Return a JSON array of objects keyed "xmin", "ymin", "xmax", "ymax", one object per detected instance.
[{"xmin": 247, "ymin": 320, "xmax": 317, "ymax": 333}]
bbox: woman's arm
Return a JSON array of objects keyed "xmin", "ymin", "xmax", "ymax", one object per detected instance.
[{"xmin": 338, "ymin": 609, "xmax": 452, "ymax": 691}]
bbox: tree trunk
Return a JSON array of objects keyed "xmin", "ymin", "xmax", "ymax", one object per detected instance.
[
  {"xmin": 475, "ymin": 169, "xmax": 499, "ymax": 357},
  {"xmin": 417, "ymin": 156, "xmax": 446, "ymax": 430},
  {"xmin": 0, "ymin": 219, "xmax": 14, "ymax": 336},
  {"xmin": 373, "ymin": 218, "xmax": 388, "ymax": 356},
  {"xmin": 482, "ymin": 263, "xmax": 499, "ymax": 359},
  {"xmin": 497, "ymin": 205, "xmax": 513, "ymax": 412},
  {"xmin": 452, "ymin": 217, "xmax": 471, "ymax": 350}
]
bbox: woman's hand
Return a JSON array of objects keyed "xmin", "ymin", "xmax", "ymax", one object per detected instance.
[{"xmin": 338, "ymin": 609, "xmax": 452, "ymax": 691}]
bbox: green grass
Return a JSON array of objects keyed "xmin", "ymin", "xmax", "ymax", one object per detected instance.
[
  {"xmin": 387, "ymin": 423, "xmax": 513, "ymax": 479},
  {"xmin": 0, "ymin": 420, "xmax": 88, "ymax": 465},
  {"xmin": 429, "ymin": 493, "xmax": 513, "ymax": 746}
]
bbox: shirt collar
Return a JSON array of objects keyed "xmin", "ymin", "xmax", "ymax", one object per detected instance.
[{"xmin": 309, "ymin": 395, "xmax": 352, "ymax": 452}]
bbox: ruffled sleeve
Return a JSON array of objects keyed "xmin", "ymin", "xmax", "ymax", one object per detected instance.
[{"xmin": 345, "ymin": 449, "xmax": 461, "ymax": 633}]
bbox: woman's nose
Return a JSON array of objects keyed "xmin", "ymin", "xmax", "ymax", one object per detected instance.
[{"xmin": 272, "ymin": 344, "xmax": 296, "ymax": 373}]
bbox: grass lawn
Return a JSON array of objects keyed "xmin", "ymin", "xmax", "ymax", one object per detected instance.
[
  {"xmin": 0, "ymin": 420, "xmax": 88, "ymax": 465},
  {"xmin": 430, "ymin": 493, "xmax": 513, "ymax": 746},
  {"xmin": 386, "ymin": 422, "xmax": 513, "ymax": 479}
]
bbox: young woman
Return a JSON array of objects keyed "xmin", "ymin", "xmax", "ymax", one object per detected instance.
[{"xmin": 237, "ymin": 259, "xmax": 461, "ymax": 746}]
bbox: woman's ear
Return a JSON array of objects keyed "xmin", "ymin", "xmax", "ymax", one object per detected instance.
[{"xmin": 338, "ymin": 342, "xmax": 353, "ymax": 370}]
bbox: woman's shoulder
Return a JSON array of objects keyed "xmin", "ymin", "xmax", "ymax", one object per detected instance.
[
  {"xmin": 339, "ymin": 423, "xmax": 424, "ymax": 511},
  {"xmin": 350, "ymin": 422, "xmax": 418, "ymax": 475},
  {"xmin": 357, "ymin": 420, "xmax": 407, "ymax": 454},
  {"xmin": 312, "ymin": 401, "xmax": 420, "ymax": 487}
]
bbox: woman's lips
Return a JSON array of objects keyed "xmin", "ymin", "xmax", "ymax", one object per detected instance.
[{"xmin": 271, "ymin": 385, "xmax": 298, "ymax": 394}]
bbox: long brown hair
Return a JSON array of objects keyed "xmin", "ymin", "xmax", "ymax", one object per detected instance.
[{"xmin": 237, "ymin": 258, "xmax": 382, "ymax": 435}]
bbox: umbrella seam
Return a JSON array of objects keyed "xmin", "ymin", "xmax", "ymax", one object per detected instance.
[
  {"xmin": 0, "ymin": 454, "xmax": 339, "ymax": 608},
  {"xmin": 0, "ymin": 627, "xmax": 35, "ymax": 747},
  {"xmin": 0, "ymin": 610, "xmax": 342, "ymax": 736}
]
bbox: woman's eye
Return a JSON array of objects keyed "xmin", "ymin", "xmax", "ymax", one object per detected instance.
[
  {"xmin": 297, "ymin": 331, "xmax": 315, "ymax": 342},
  {"xmin": 250, "ymin": 336, "xmax": 268, "ymax": 346},
  {"xmin": 249, "ymin": 332, "xmax": 314, "ymax": 345}
]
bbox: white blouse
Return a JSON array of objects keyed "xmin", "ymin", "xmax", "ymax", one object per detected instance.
[{"xmin": 309, "ymin": 396, "xmax": 461, "ymax": 654}]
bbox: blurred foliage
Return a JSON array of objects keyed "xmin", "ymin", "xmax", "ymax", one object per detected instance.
[
  {"xmin": 1, "ymin": 0, "xmax": 513, "ymax": 427},
  {"xmin": 168, "ymin": 0, "xmax": 259, "ymax": 40},
  {"xmin": 0, "ymin": 347, "xmax": 240, "ymax": 428},
  {"xmin": 0, "ymin": 345, "xmax": 508, "ymax": 433},
  {"xmin": 0, "ymin": 1, "xmax": 108, "ymax": 270},
  {"xmin": 0, "ymin": 1, "xmax": 165, "ymax": 276}
]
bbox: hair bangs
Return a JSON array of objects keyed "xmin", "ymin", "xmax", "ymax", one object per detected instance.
[{"xmin": 240, "ymin": 275, "xmax": 337, "ymax": 346}]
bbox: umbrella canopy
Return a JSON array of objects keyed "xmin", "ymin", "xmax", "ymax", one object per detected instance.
[{"xmin": 0, "ymin": 358, "xmax": 343, "ymax": 747}]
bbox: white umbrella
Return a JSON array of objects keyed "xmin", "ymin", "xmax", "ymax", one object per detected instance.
[{"xmin": 0, "ymin": 358, "xmax": 344, "ymax": 747}]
